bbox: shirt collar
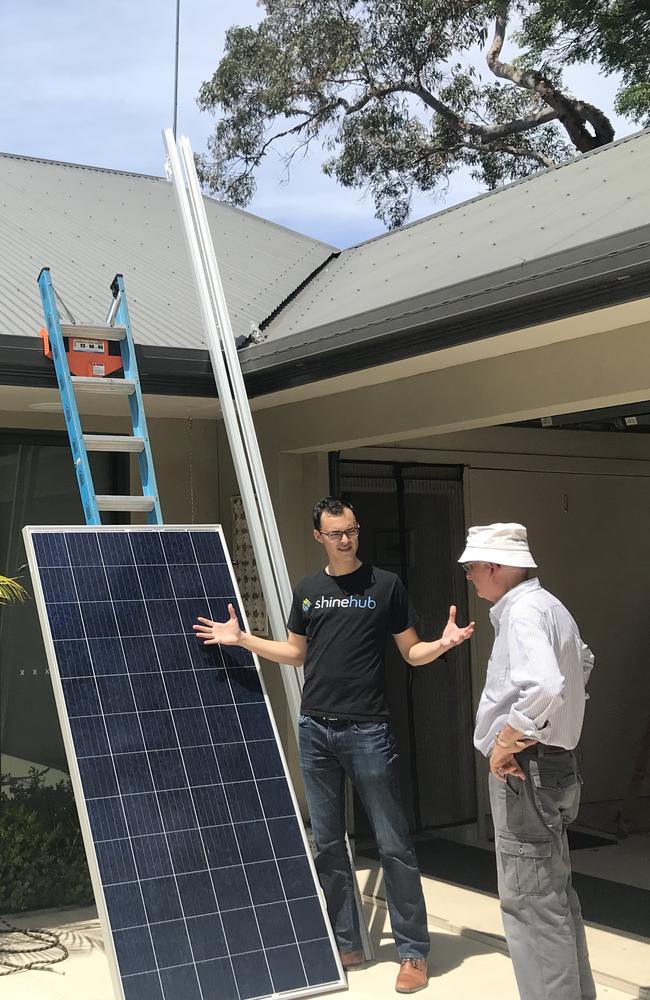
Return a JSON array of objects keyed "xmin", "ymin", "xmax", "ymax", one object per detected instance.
[{"xmin": 490, "ymin": 577, "xmax": 541, "ymax": 626}]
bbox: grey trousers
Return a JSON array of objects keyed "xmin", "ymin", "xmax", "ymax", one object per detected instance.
[{"xmin": 489, "ymin": 747, "xmax": 596, "ymax": 1000}]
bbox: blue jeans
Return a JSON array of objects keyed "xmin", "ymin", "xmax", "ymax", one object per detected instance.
[{"xmin": 298, "ymin": 714, "xmax": 429, "ymax": 961}]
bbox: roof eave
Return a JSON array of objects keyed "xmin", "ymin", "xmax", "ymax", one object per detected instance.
[
  {"xmin": 2, "ymin": 229, "xmax": 648, "ymax": 401},
  {"xmin": 241, "ymin": 229, "xmax": 650, "ymax": 390}
]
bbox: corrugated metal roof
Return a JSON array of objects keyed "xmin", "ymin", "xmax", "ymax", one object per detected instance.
[
  {"xmin": 0, "ymin": 152, "xmax": 335, "ymax": 349},
  {"xmin": 263, "ymin": 129, "xmax": 650, "ymax": 344}
]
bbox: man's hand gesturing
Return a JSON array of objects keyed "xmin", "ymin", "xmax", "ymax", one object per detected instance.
[
  {"xmin": 440, "ymin": 605, "xmax": 475, "ymax": 650},
  {"xmin": 193, "ymin": 603, "xmax": 242, "ymax": 646}
]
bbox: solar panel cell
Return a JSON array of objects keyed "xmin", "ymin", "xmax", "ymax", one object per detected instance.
[
  {"xmin": 160, "ymin": 965, "xmax": 203, "ymax": 1000},
  {"xmin": 104, "ymin": 883, "xmax": 147, "ymax": 930},
  {"xmin": 301, "ymin": 941, "xmax": 340, "ymax": 987},
  {"xmin": 78, "ymin": 754, "xmax": 119, "ymax": 798},
  {"xmin": 247, "ymin": 740, "xmax": 285, "ymax": 780},
  {"xmin": 98, "ymin": 532, "xmax": 136, "ymax": 567},
  {"xmin": 40, "ymin": 566, "xmax": 77, "ymax": 602},
  {"xmin": 154, "ymin": 634, "xmax": 194, "ymax": 672},
  {"xmin": 71, "ymin": 714, "xmax": 110, "ymax": 757},
  {"xmin": 105, "ymin": 565, "xmax": 142, "ymax": 600},
  {"xmin": 267, "ymin": 945, "xmax": 308, "ymax": 992},
  {"xmin": 54, "ymin": 638, "xmax": 94, "ymax": 677},
  {"xmin": 123, "ymin": 970, "xmax": 163, "ymax": 1000},
  {"xmin": 47, "ymin": 601, "xmax": 84, "ymax": 640},
  {"xmin": 96, "ymin": 675, "xmax": 137, "ymax": 714},
  {"xmin": 256, "ymin": 902, "xmax": 296, "ymax": 949},
  {"xmin": 75, "ymin": 564, "xmax": 112, "ymax": 601},
  {"xmin": 113, "ymin": 925, "xmax": 156, "ymax": 976},
  {"xmin": 196, "ymin": 958, "xmax": 238, "ymax": 1000},
  {"xmin": 231, "ymin": 950, "xmax": 273, "ymax": 1000},
  {"xmin": 62, "ymin": 676, "xmax": 101, "ymax": 716},
  {"xmin": 141, "ymin": 877, "xmax": 184, "ymax": 924},
  {"xmin": 96, "ymin": 839, "xmax": 138, "ymax": 885}
]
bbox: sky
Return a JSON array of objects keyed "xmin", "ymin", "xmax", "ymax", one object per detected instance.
[{"xmin": 0, "ymin": 0, "xmax": 636, "ymax": 248}]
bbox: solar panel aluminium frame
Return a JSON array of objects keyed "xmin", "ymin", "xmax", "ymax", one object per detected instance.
[{"xmin": 22, "ymin": 524, "xmax": 346, "ymax": 1000}]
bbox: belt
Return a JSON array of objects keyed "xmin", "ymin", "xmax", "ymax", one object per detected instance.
[
  {"xmin": 307, "ymin": 714, "xmax": 386, "ymax": 724},
  {"xmin": 521, "ymin": 742, "xmax": 574, "ymax": 754}
]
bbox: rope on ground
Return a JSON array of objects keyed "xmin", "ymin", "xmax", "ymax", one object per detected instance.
[{"xmin": 0, "ymin": 915, "xmax": 69, "ymax": 975}]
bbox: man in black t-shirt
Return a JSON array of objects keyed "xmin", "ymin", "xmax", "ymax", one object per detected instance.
[{"xmin": 194, "ymin": 497, "xmax": 474, "ymax": 994}]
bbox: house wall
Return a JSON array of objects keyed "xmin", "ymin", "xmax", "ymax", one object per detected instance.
[{"xmin": 253, "ymin": 321, "xmax": 650, "ymax": 453}]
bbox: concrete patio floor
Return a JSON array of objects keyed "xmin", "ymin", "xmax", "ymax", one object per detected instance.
[{"xmin": 0, "ymin": 868, "xmax": 646, "ymax": 1000}]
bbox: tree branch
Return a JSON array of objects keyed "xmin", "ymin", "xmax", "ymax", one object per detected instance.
[
  {"xmin": 486, "ymin": 4, "xmax": 614, "ymax": 151},
  {"xmin": 337, "ymin": 83, "xmax": 410, "ymax": 113},
  {"xmin": 407, "ymin": 82, "xmax": 557, "ymax": 139},
  {"xmin": 463, "ymin": 139, "xmax": 557, "ymax": 170}
]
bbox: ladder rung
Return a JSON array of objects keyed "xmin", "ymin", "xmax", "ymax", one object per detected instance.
[
  {"xmin": 61, "ymin": 324, "xmax": 126, "ymax": 342},
  {"xmin": 84, "ymin": 434, "xmax": 144, "ymax": 453},
  {"xmin": 72, "ymin": 376, "xmax": 136, "ymax": 395},
  {"xmin": 95, "ymin": 495, "xmax": 156, "ymax": 512}
]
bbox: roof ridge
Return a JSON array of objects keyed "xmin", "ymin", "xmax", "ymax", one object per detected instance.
[{"xmin": 0, "ymin": 149, "xmax": 164, "ymax": 182}]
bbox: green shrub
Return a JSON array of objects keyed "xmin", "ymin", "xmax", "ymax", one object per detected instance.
[{"xmin": 0, "ymin": 769, "xmax": 94, "ymax": 913}]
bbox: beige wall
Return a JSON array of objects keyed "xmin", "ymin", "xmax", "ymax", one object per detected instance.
[
  {"xmin": 254, "ymin": 322, "xmax": 650, "ymax": 453},
  {"xmin": 466, "ymin": 468, "xmax": 650, "ymax": 800}
]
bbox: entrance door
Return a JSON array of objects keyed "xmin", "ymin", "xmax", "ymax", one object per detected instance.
[{"xmin": 335, "ymin": 460, "xmax": 476, "ymax": 834}]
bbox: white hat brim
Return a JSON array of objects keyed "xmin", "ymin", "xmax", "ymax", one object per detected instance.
[{"xmin": 458, "ymin": 546, "xmax": 537, "ymax": 568}]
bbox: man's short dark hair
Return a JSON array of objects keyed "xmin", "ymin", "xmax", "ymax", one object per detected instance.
[{"xmin": 312, "ymin": 496, "xmax": 357, "ymax": 530}]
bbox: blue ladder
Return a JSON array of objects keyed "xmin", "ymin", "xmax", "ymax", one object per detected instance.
[{"xmin": 37, "ymin": 268, "xmax": 163, "ymax": 525}]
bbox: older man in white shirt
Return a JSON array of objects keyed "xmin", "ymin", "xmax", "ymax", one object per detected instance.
[{"xmin": 460, "ymin": 523, "xmax": 596, "ymax": 1000}]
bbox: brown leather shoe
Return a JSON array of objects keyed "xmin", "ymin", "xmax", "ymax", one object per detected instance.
[
  {"xmin": 395, "ymin": 958, "xmax": 428, "ymax": 993},
  {"xmin": 339, "ymin": 949, "xmax": 365, "ymax": 969}
]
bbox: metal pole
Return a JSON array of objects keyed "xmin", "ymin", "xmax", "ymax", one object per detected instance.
[
  {"xmin": 162, "ymin": 128, "xmax": 302, "ymax": 726},
  {"xmin": 162, "ymin": 129, "xmax": 373, "ymax": 961},
  {"xmin": 178, "ymin": 136, "xmax": 295, "ymax": 613},
  {"xmin": 172, "ymin": 0, "xmax": 181, "ymax": 138}
]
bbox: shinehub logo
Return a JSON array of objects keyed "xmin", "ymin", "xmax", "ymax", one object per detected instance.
[{"xmin": 313, "ymin": 595, "xmax": 376, "ymax": 610}]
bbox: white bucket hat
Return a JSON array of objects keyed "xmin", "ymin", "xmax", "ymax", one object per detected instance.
[{"xmin": 458, "ymin": 522, "xmax": 537, "ymax": 568}]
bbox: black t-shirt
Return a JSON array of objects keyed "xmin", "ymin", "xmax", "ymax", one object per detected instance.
[{"xmin": 286, "ymin": 563, "xmax": 419, "ymax": 720}]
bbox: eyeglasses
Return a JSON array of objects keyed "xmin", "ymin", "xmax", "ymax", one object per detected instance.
[
  {"xmin": 318, "ymin": 526, "xmax": 360, "ymax": 541},
  {"xmin": 462, "ymin": 563, "xmax": 475, "ymax": 573}
]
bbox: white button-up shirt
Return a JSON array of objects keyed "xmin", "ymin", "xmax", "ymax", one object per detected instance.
[{"xmin": 474, "ymin": 578, "xmax": 594, "ymax": 757}]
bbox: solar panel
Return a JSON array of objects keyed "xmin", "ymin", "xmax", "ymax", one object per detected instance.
[{"xmin": 23, "ymin": 526, "xmax": 344, "ymax": 1000}]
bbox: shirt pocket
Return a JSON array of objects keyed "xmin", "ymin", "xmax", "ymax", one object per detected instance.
[{"xmin": 497, "ymin": 834, "xmax": 552, "ymax": 896}]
